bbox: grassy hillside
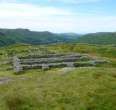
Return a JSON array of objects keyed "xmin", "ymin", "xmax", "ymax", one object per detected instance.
[
  {"xmin": 0, "ymin": 29, "xmax": 79, "ymax": 47},
  {"xmin": 0, "ymin": 29, "xmax": 116, "ymax": 47},
  {"xmin": 77, "ymin": 32, "xmax": 116, "ymax": 45},
  {"xmin": 48, "ymin": 43, "xmax": 116, "ymax": 58},
  {"xmin": 0, "ymin": 67, "xmax": 116, "ymax": 110},
  {"xmin": 0, "ymin": 43, "xmax": 116, "ymax": 110},
  {"xmin": 0, "ymin": 43, "xmax": 116, "ymax": 60}
]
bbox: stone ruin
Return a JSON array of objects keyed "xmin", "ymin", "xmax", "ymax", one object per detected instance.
[{"xmin": 12, "ymin": 53, "xmax": 108, "ymax": 73}]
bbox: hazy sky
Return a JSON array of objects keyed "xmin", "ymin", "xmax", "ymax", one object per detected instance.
[{"xmin": 0, "ymin": 0, "xmax": 116, "ymax": 33}]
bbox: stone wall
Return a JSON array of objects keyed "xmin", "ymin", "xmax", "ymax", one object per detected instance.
[{"xmin": 12, "ymin": 53, "xmax": 108, "ymax": 72}]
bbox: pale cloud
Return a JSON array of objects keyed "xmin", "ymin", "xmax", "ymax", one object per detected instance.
[
  {"xmin": 0, "ymin": 3, "xmax": 72, "ymax": 17},
  {"xmin": 0, "ymin": 0, "xmax": 16, "ymax": 3},
  {"xmin": 0, "ymin": 2, "xmax": 116, "ymax": 33},
  {"xmin": 0, "ymin": 0, "xmax": 102, "ymax": 4},
  {"xmin": 48, "ymin": 0, "xmax": 102, "ymax": 4}
]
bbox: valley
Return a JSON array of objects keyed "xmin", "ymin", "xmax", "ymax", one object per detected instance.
[
  {"xmin": 0, "ymin": 0, "xmax": 116, "ymax": 109},
  {"xmin": 0, "ymin": 29, "xmax": 116, "ymax": 47}
]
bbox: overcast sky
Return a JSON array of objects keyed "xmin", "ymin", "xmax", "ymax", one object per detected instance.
[{"xmin": 0, "ymin": 0, "xmax": 116, "ymax": 33}]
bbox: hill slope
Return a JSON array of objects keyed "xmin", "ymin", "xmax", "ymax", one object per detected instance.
[
  {"xmin": 0, "ymin": 29, "xmax": 79, "ymax": 46},
  {"xmin": 77, "ymin": 32, "xmax": 116, "ymax": 44},
  {"xmin": 0, "ymin": 44, "xmax": 116, "ymax": 110},
  {"xmin": 0, "ymin": 29, "xmax": 116, "ymax": 46}
]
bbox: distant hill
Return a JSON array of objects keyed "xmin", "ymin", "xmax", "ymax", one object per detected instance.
[
  {"xmin": 0, "ymin": 28, "xmax": 116, "ymax": 47},
  {"xmin": 58, "ymin": 33, "xmax": 81, "ymax": 40},
  {"xmin": 77, "ymin": 32, "xmax": 116, "ymax": 45},
  {"xmin": 0, "ymin": 28, "xmax": 79, "ymax": 47}
]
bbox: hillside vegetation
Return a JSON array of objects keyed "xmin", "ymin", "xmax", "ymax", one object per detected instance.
[
  {"xmin": 0, "ymin": 43, "xmax": 116, "ymax": 59},
  {"xmin": 0, "ymin": 43, "xmax": 116, "ymax": 110},
  {"xmin": 77, "ymin": 32, "xmax": 116, "ymax": 45},
  {"xmin": 0, "ymin": 29, "xmax": 79, "ymax": 46},
  {"xmin": 0, "ymin": 29, "xmax": 116, "ymax": 47},
  {"xmin": 0, "ymin": 67, "xmax": 116, "ymax": 110}
]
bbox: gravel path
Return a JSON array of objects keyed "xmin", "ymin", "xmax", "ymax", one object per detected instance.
[
  {"xmin": 58, "ymin": 67, "xmax": 75, "ymax": 75},
  {"xmin": 0, "ymin": 77, "xmax": 29, "ymax": 84},
  {"xmin": 0, "ymin": 67, "xmax": 75, "ymax": 84},
  {"xmin": 0, "ymin": 77, "xmax": 12, "ymax": 84}
]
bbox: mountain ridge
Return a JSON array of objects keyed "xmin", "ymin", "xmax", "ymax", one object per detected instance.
[
  {"xmin": 77, "ymin": 32, "xmax": 116, "ymax": 44},
  {"xmin": 0, "ymin": 28, "xmax": 80, "ymax": 46},
  {"xmin": 0, "ymin": 28, "xmax": 116, "ymax": 46}
]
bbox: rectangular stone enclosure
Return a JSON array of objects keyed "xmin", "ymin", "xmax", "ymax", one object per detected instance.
[{"xmin": 12, "ymin": 53, "xmax": 108, "ymax": 73}]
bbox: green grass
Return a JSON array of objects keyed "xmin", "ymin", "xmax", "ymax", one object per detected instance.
[
  {"xmin": 0, "ymin": 43, "xmax": 115, "ymax": 59},
  {"xmin": 48, "ymin": 43, "xmax": 116, "ymax": 58},
  {"xmin": 0, "ymin": 67, "xmax": 116, "ymax": 110},
  {"xmin": 0, "ymin": 43, "xmax": 116, "ymax": 110}
]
